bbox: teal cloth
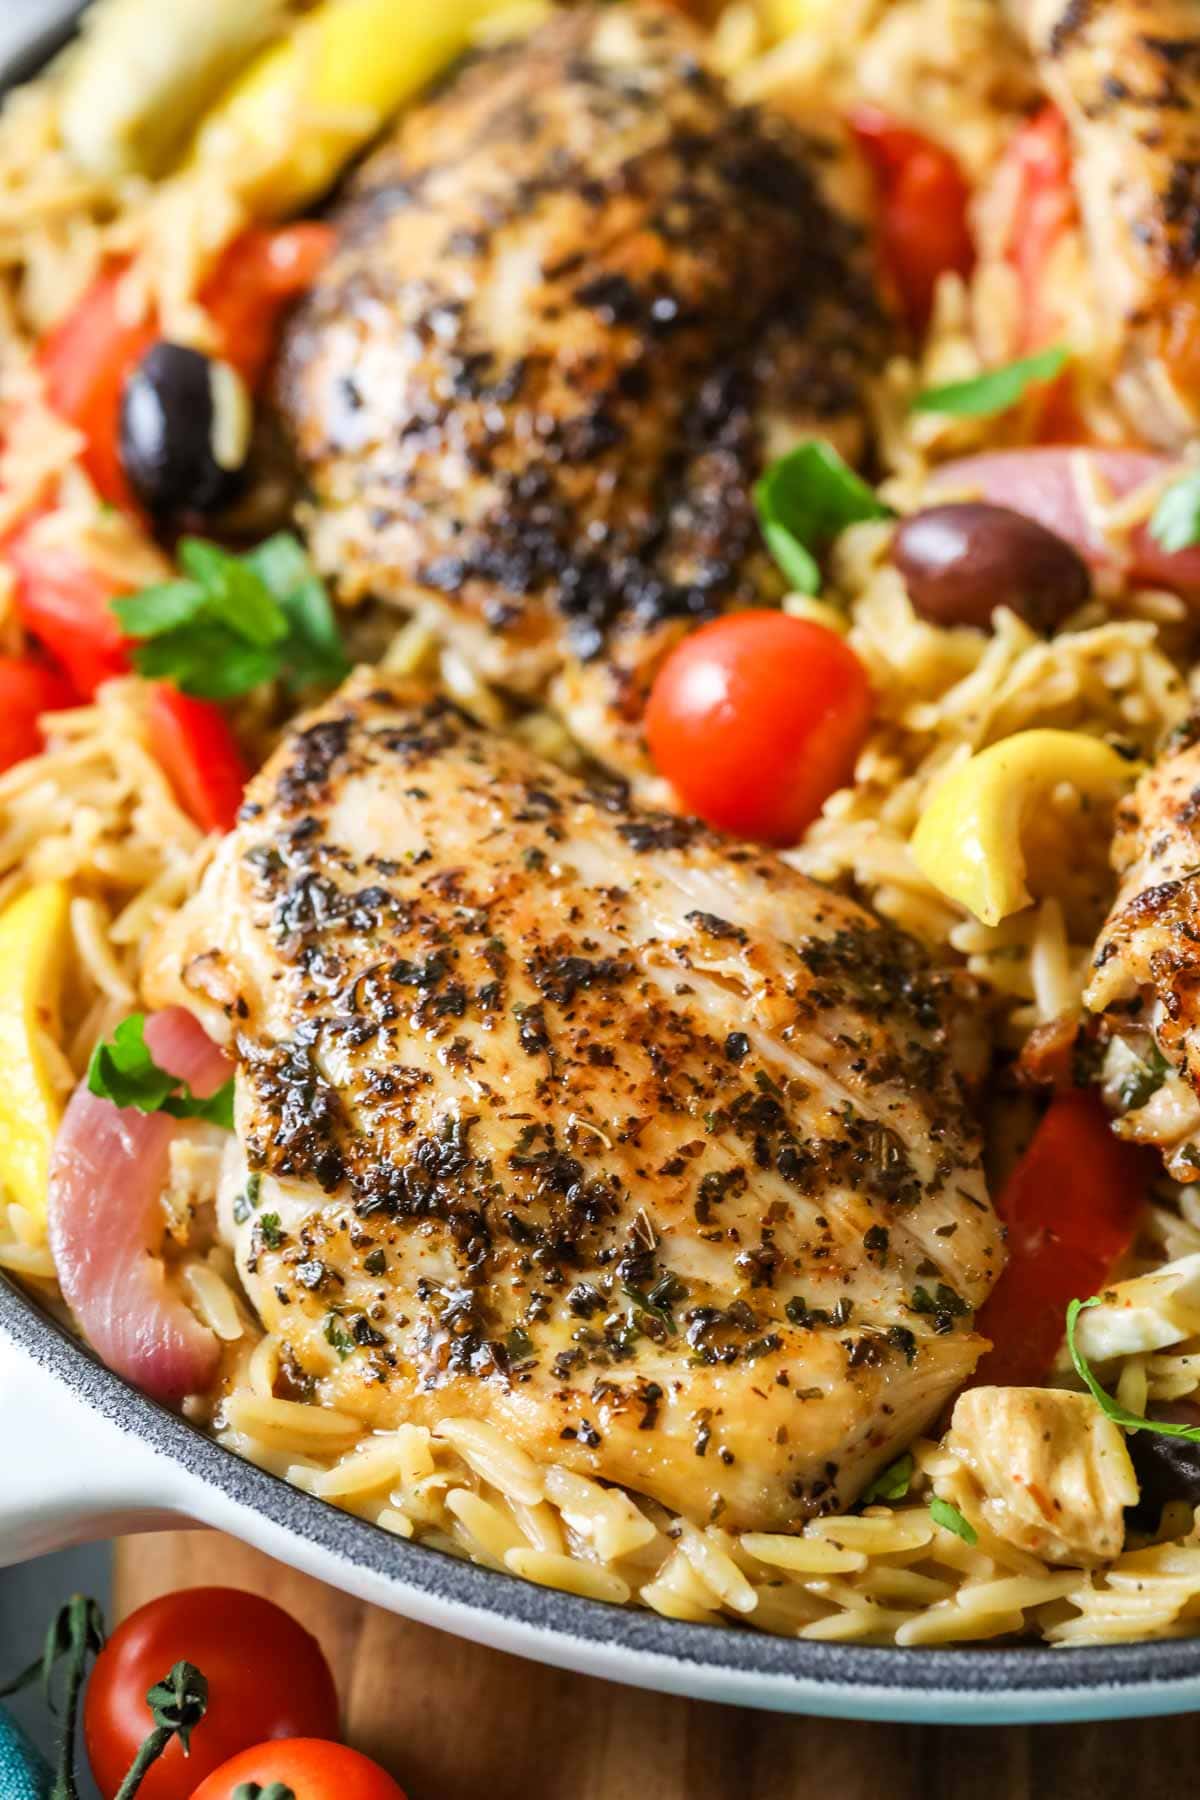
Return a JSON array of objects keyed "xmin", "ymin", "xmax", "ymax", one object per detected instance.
[{"xmin": 0, "ymin": 1704, "xmax": 52, "ymax": 1799}]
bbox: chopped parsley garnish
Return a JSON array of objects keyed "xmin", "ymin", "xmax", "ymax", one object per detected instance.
[
  {"xmin": 324, "ymin": 1314, "xmax": 354, "ymax": 1360},
  {"xmin": 86, "ymin": 1013, "xmax": 233, "ymax": 1127},
  {"xmin": 231, "ymin": 1172, "xmax": 262, "ymax": 1225},
  {"xmin": 861, "ymin": 1453, "xmax": 913, "ymax": 1505},
  {"xmin": 258, "ymin": 1213, "xmax": 284, "ymax": 1251},
  {"xmin": 753, "ymin": 440, "xmax": 892, "ymax": 594},
  {"xmin": 1067, "ymin": 1296, "xmax": 1200, "ymax": 1443},
  {"xmin": 363, "ymin": 1248, "xmax": 387, "ymax": 1276},
  {"xmin": 929, "ymin": 1495, "xmax": 977, "ymax": 1545},
  {"xmin": 113, "ymin": 532, "xmax": 348, "ymax": 700},
  {"xmin": 623, "ymin": 1272, "xmax": 686, "ymax": 1335},
  {"xmin": 1116, "ymin": 1042, "xmax": 1171, "ymax": 1112},
  {"xmin": 504, "ymin": 1325, "xmax": 536, "ymax": 1369},
  {"xmin": 911, "ymin": 345, "xmax": 1069, "ymax": 418},
  {"xmin": 1149, "ymin": 469, "xmax": 1200, "ymax": 554}
]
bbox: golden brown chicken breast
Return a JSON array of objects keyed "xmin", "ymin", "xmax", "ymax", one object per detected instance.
[
  {"xmin": 275, "ymin": 2, "xmax": 885, "ymax": 780},
  {"xmin": 145, "ymin": 671, "xmax": 1002, "ymax": 1532},
  {"xmin": 1088, "ymin": 719, "xmax": 1200, "ymax": 1175},
  {"xmin": 1009, "ymin": 0, "xmax": 1200, "ymax": 447}
]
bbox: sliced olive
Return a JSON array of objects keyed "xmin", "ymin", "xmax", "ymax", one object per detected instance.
[
  {"xmin": 1125, "ymin": 1403, "xmax": 1200, "ymax": 1531},
  {"xmin": 891, "ymin": 501, "xmax": 1091, "ymax": 633},
  {"xmin": 120, "ymin": 341, "xmax": 252, "ymax": 519}
]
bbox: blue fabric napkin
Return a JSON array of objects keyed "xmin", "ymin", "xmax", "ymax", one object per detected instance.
[{"xmin": 0, "ymin": 1703, "xmax": 52, "ymax": 1799}]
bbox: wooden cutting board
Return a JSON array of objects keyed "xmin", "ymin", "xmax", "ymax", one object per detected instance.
[{"xmin": 115, "ymin": 1533, "xmax": 1199, "ymax": 1799}]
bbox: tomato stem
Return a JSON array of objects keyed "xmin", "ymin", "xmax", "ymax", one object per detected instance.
[
  {"xmin": 0, "ymin": 1595, "xmax": 106, "ymax": 1800},
  {"xmin": 113, "ymin": 1660, "xmax": 209, "ymax": 1800}
]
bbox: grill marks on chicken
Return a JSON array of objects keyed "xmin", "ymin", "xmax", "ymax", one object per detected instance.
[
  {"xmin": 1088, "ymin": 721, "xmax": 1200, "ymax": 1172},
  {"xmin": 147, "ymin": 675, "xmax": 1000, "ymax": 1529},
  {"xmin": 1011, "ymin": 0, "xmax": 1200, "ymax": 446},
  {"xmin": 275, "ymin": 3, "xmax": 884, "ymax": 778}
]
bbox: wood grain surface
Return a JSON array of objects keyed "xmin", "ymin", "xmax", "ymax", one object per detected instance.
[{"xmin": 115, "ymin": 1533, "xmax": 1199, "ymax": 1800}]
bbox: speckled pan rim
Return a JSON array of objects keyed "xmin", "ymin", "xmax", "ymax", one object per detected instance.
[
  {"xmin": 8, "ymin": 1269, "xmax": 1200, "ymax": 1704},
  {"xmin": 7, "ymin": 1, "xmax": 1200, "ymax": 1717}
]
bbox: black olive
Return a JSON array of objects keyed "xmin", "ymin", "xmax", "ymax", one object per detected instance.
[
  {"xmin": 119, "ymin": 341, "xmax": 252, "ymax": 519},
  {"xmin": 1125, "ymin": 1403, "xmax": 1200, "ymax": 1532},
  {"xmin": 891, "ymin": 501, "xmax": 1091, "ymax": 633}
]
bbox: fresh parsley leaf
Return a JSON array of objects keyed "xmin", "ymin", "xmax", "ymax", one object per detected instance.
[
  {"xmin": 324, "ymin": 1314, "xmax": 354, "ymax": 1360},
  {"xmin": 911, "ymin": 345, "xmax": 1069, "ymax": 418},
  {"xmin": 861, "ymin": 1453, "xmax": 913, "ymax": 1505},
  {"xmin": 753, "ymin": 441, "xmax": 892, "ymax": 595},
  {"xmin": 113, "ymin": 532, "xmax": 348, "ymax": 700},
  {"xmin": 1149, "ymin": 469, "xmax": 1200, "ymax": 555},
  {"xmin": 1116, "ymin": 1042, "xmax": 1171, "ymax": 1112},
  {"xmin": 929, "ymin": 1495, "xmax": 978, "ymax": 1545},
  {"xmin": 1067, "ymin": 1296, "xmax": 1200, "ymax": 1442},
  {"xmin": 86, "ymin": 1014, "xmax": 234, "ymax": 1127},
  {"xmin": 258, "ymin": 1212, "xmax": 284, "ymax": 1250}
]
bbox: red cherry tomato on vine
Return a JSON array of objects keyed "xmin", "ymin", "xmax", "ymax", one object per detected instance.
[
  {"xmin": 84, "ymin": 1589, "xmax": 339, "ymax": 1800},
  {"xmin": 189, "ymin": 1739, "xmax": 408, "ymax": 1800},
  {"xmin": 645, "ymin": 611, "xmax": 872, "ymax": 845}
]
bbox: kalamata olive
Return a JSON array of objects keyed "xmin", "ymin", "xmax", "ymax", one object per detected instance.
[
  {"xmin": 1125, "ymin": 1402, "xmax": 1200, "ymax": 1531},
  {"xmin": 119, "ymin": 341, "xmax": 252, "ymax": 518},
  {"xmin": 891, "ymin": 501, "xmax": 1091, "ymax": 633}
]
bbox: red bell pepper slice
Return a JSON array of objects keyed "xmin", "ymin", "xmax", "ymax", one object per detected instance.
[
  {"xmin": 36, "ymin": 222, "xmax": 335, "ymax": 516},
  {"xmin": 3, "ymin": 518, "xmax": 132, "ymax": 699},
  {"xmin": 147, "ymin": 683, "xmax": 247, "ymax": 834},
  {"xmin": 999, "ymin": 104, "xmax": 1077, "ymax": 354},
  {"xmin": 972, "ymin": 1090, "xmax": 1152, "ymax": 1388},
  {"xmin": 849, "ymin": 106, "xmax": 975, "ymax": 334},
  {"xmin": 0, "ymin": 656, "xmax": 76, "ymax": 773}
]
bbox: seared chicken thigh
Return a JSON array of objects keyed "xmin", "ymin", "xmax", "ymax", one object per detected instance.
[
  {"xmin": 147, "ymin": 673, "xmax": 1001, "ymax": 1530},
  {"xmin": 276, "ymin": 3, "xmax": 884, "ymax": 779},
  {"xmin": 1009, "ymin": 0, "xmax": 1200, "ymax": 447},
  {"xmin": 1089, "ymin": 721, "xmax": 1200, "ymax": 1173}
]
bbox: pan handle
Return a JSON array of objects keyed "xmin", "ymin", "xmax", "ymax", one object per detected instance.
[{"xmin": 0, "ymin": 1315, "xmax": 197, "ymax": 1566}]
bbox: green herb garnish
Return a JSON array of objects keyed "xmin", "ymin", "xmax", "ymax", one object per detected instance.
[
  {"xmin": 258, "ymin": 1213, "xmax": 284, "ymax": 1251},
  {"xmin": 929, "ymin": 1495, "xmax": 978, "ymax": 1545},
  {"xmin": 753, "ymin": 440, "xmax": 892, "ymax": 594},
  {"xmin": 1116, "ymin": 1042, "xmax": 1171, "ymax": 1112},
  {"xmin": 1067, "ymin": 1296, "xmax": 1200, "ymax": 1442},
  {"xmin": 113, "ymin": 533, "xmax": 348, "ymax": 700},
  {"xmin": 86, "ymin": 1014, "xmax": 233, "ymax": 1128},
  {"xmin": 911, "ymin": 345, "xmax": 1069, "ymax": 418},
  {"xmin": 324, "ymin": 1315, "xmax": 354, "ymax": 1360},
  {"xmin": 1149, "ymin": 469, "xmax": 1200, "ymax": 554},
  {"xmin": 861, "ymin": 1453, "xmax": 913, "ymax": 1505}
]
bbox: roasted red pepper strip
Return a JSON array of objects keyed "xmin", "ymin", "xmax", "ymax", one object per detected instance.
[
  {"xmin": 972, "ymin": 1090, "xmax": 1151, "ymax": 1389},
  {"xmin": 1000, "ymin": 103, "xmax": 1077, "ymax": 353},
  {"xmin": 3, "ymin": 518, "xmax": 132, "ymax": 698},
  {"xmin": 0, "ymin": 657, "xmax": 75, "ymax": 773},
  {"xmin": 849, "ymin": 106, "xmax": 974, "ymax": 334},
  {"xmin": 36, "ymin": 223, "xmax": 335, "ymax": 514},
  {"xmin": 147, "ymin": 684, "xmax": 248, "ymax": 835}
]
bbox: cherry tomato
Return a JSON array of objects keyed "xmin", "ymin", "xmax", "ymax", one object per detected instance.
[
  {"xmin": 190, "ymin": 1739, "xmax": 408, "ymax": 1800},
  {"xmin": 645, "ymin": 611, "xmax": 872, "ymax": 845},
  {"xmin": 849, "ymin": 107, "xmax": 974, "ymax": 334},
  {"xmin": 84, "ymin": 1588, "xmax": 339, "ymax": 1800},
  {"xmin": 972, "ymin": 1090, "xmax": 1152, "ymax": 1388},
  {"xmin": 0, "ymin": 656, "xmax": 75, "ymax": 772},
  {"xmin": 3, "ymin": 518, "xmax": 131, "ymax": 698},
  {"xmin": 147, "ymin": 686, "xmax": 248, "ymax": 834}
]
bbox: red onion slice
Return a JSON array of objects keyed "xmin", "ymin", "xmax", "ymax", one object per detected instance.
[
  {"xmin": 929, "ymin": 449, "xmax": 1200, "ymax": 593},
  {"xmin": 47, "ymin": 1008, "xmax": 234, "ymax": 1404}
]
